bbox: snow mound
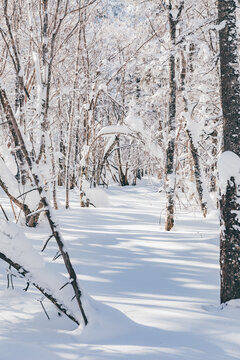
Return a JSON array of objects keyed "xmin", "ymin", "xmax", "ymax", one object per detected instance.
[{"xmin": 72, "ymin": 295, "xmax": 145, "ymax": 343}]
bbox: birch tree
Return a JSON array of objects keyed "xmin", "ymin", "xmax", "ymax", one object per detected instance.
[{"xmin": 165, "ymin": 0, "xmax": 184, "ymax": 231}]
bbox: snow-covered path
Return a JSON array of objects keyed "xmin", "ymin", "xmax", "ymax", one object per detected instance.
[{"xmin": 0, "ymin": 179, "xmax": 240, "ymax": 360}]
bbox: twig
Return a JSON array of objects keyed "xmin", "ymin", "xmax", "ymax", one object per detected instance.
[
  {"xmin": 39, "ymin": 299, "xmax": 50, "ymax": 320},
  {"xmin": 52, "ymin": 251, "xmax": 62, "ymax": 261},
  {"xmin": 6, "ymin": 265, "xmax": 16, "ymax": 289},
  {"xmin": 24, "ymin": 282, "xmax": 30, "ymax": 292},
  {"xmin": 59, "ymin": 281, "xmax": 70, "ymax": 290},
  {"xmin": 0, "ymin": 203, "xmax": 8, "ymax": 221},
  {"xmin": 41, "ymin": 234, "xmax": 54, "ymax": 252},
  {"xmin": 16, "ymin": 188, "xmax": 39, "ymax": 199},
  {"xmin": 10, "ymin": 199, "xmax": 17, "ymax": 222}
]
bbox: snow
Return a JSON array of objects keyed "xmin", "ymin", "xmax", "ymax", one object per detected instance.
[
  {"xmin": 0, "ymin": 178, "xmax": 240, "ymax": 359},
  {"xmin": 0, "ymin": 157, "xmax": 20, "ymax": 195},
  {"xmin": 185, "ymin": 113, "xmax": 205, "ymax": 145},
  {"xmin": 218, "ymin": 151, "xmax": 240, "ymax": 193},
  {"xmin": 212, "ymin": 20, "xmax": 227, "ymax": 32},
  {"xmin": 0, "ymin": 219, "xmax": 44, "ymax": 270},
  {"xmin": 97, "ymin": 125, "xmax": 133, "ymax": 137},
  {"xmin": 125, "ymin": 110, "xmax": 144, "ymax": 133},
  {"xmin": 84, "ymin": 187, "xmax": 110, "ymax": 208}
]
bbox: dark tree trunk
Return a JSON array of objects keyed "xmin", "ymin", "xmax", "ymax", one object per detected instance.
[
  {"xmin": 218, "ymin": 0, "xmax": 240, "ymax": 303},
  {"xmin": 219, "ymin": 178, "xmax": 240, "ymax": 303},
  {"xmin": 218, "ymin": 1, "xmax": 240, "ymax": 154}
]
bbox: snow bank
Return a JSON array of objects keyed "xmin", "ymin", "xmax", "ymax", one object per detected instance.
[{"xmin": 72, "ymin": 295, "xmax": 139, "ymax": 342}]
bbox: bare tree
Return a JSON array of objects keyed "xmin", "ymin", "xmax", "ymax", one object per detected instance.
[{"xmin": 165, "ymin": 0, "xmax": 184, "ymax": 231}]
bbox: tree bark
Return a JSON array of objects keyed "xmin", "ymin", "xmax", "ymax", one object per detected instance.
[
  {"xmin": 165, "ymin": 2, "xmax": 177, "ymax": 231},
  {"xmin": 218, "ymin": 0, "xmax": 240, "ymax": 303}
]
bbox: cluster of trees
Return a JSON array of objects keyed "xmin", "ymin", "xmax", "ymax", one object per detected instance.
[{"xmin": 0, "ymin": 0, "xmax": 239, "ymax": 326}]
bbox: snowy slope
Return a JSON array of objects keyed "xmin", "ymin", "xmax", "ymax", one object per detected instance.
[{"xmin": 0, "ymin": 178, "xmax": 239, "ymax": 360}]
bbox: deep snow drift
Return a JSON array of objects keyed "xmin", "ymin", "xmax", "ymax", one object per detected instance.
[{"xmin": 0, "ymin": 178, "xmax": 239, "ymax": 360}]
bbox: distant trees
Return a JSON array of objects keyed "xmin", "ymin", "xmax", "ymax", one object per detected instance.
[
  {"xmin": 0, "ymin": 0, "xmax": 223, "ymax": 217},
  {"xmin": 0, "ymin": 0, "xmax": 229, "ymax": 218}
]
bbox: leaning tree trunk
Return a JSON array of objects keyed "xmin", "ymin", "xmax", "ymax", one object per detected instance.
[
  {"xmin": 0, "ymin": 86, "xmax": 88, "ymax": 326},
  {"xmin": 165, "ymin": 1, "xmax": 184, "ymax": 231},
  {"xmin": 218, "ymin": 0, "xmax": 240, "ymax": 304}
]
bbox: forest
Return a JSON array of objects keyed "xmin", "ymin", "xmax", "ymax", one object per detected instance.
[{"xmin": 0, "ymin": 0, "xmax": 239, "ymax": 359}]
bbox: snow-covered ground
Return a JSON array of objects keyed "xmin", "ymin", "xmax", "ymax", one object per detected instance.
[{"xmin": 0, "ymin": 178, "xmax": 240, "ymax": 360}]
